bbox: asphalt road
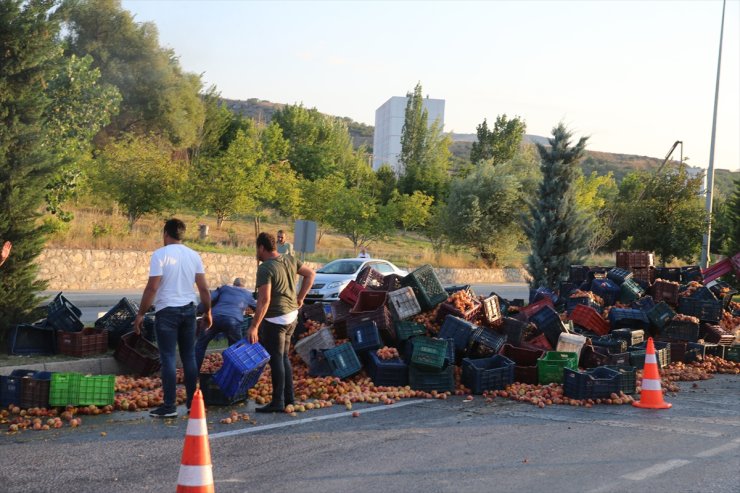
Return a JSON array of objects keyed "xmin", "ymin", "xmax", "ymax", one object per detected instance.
[{"xmin": 1, "ymin": 376, "xmax": 738, "ymax": 493}]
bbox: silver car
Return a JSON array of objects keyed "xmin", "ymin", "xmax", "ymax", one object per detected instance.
[{"xmin": 304, "ymin": 258, "xmax": 408, "ymax": 303}]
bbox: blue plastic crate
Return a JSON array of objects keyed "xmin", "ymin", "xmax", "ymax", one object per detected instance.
[
  {"xmin": 530, "ymin": 287, "xmax": 559, "ymax": 305},
  {"xmin": 46, "ymin": 292, "xmax": 84, "ymax": 332},
  {"xmin": 467, "ymin": 327, "xmax": 507, "ymax": 359},
  {"xmin": 591, "ymin": 278, "xmax": 621, "ymax": 307},
  {"xmin": 8, "ymin": 324, "xmax": 56, "ymax": 355},
  {"xmin": 607, "ymin": 268, "xmax": 633, "ymax": 285},
  {"xmin": 529, "ymin": 306, "xmax": 565, "ymax": 347},
  {"xmin": 647, "ymin": 301, "xmax": 676, "ymax": 330},
  {"xmin": 213, "ymin": 340, "xmax": 270, "ymax": 398},
  {"xmin": 608, "ymin": 308, "xmax": 650, "ymax": 331},
  {"xmin": 439, "ymin": 315, "xmax": 477, "ymax": 352},
  {"xmin": 200, "ymin": 372, "xmax": 247, "ymax": 406},
  {"xmin": 366, "ymin": 352, "xmax": 408, "ymax": 387},
  {"xmin": 323, "ymin": 342, "xmax": 362, "ymax": 379},
  {"xmin": 348, "ymin": 321, "xmax": 382, "ymax": 353},
  {"xmin": 461, "ymin": 355, "xmax": 515, "ymax": 394},
  {"xmin": 678, "ymin": 296, "xmax": 722, "ymax": 323},
  {"xmin": 589, "ymin": 336, "xmax": 628, "ymax": 353},
  {"xmin": 631, "ymin": 295, "xmax": 655, "ymax": 312},
  {"xmin": 563, "ymin": 367, "xmax": 621, "ymax": 399},
  {"xmin": 1, "ymin": 370, "xmax": 38, "ymax": 407}
]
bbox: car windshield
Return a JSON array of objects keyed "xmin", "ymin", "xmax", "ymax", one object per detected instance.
[{"xmin": 317, "ymin": 260, "xmax": 364, "ymax": 275}]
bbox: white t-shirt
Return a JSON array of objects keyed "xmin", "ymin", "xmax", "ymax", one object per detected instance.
[{"xmin": 149, "ymin": 244, "xmax": 205, "ymax": 312}]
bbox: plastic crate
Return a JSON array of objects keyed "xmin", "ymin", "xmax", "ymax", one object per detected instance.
[
  {"xmin": 351, "ymin": 290, "xmax": 387, "ymax": 314},
  {"xmin": 655, "ymin": 267, "xmax": 682, "ymax": 283},
  {"xmin": 563, "ymin": 367, "xmax": 621, "ymax": 399},
  {"xmin": 199, "ymin": 372, "xmax": 247, "ymax": 406},
  {"xmin": 348, "ymin": 321, "xmax": 382, "ymax": 353},
  {"xmin": 8, "ymin": 324, "xmax": 56, "ymax": 355},
  {"xmin": 410, "ymin": 337, "xmax": 449, "ymax": 370},
  {"xmin": 591, "ymin": 278, "xmax": 621, "ymax": 307},
  {"xmin": 395, "ymin": 321, "xmax": 426, "ymax": 342},
  {"xmin": 142, "ymin": 313, "xmax": 157, "ymax": 343},
  {"xmin": 20, "ymin": 371, "xmax": 53, "ymax": 409},
  {"xmin": 612, "ymin": 328, "xmax": 644, "ymax": 346},
  {"xmin": 499, "ymin": 344, "xmax": 543, "ymax": 384},
  {"xmin": 603, "ymin": 365, "xmax": 637, "ymax": 394},
  {"xmin": 726, "ymin": 346, "xmax": 740, "ymax": 363},
  {"xmin": 589, "ymin": 336, "xmax": 628, "ymax": 354},
  {"xmin": 386, "ymin": 287, "xmax": 421, "ymax": 320},
  {"xmin": 569, "ymin": 265, "xmax": 591, "ymax": 284},
  {"xmin": 701, "ymin": 324, "xmax": 735, "ymax": 345},
  {"xmin": 57, "ymin": 328, "xmax": 108, "ymax": 357},
  {"xmin": 616, "ymin": 251, "xmax": 654, "ymax": 269},
  {"xmin": 439, "ymin": 315, "xmax": 477, "ymax": 352},
  {"xmin": 95, "ymin": 298, "xmax": 138, "ymax": 346},
  {"xmin": 629, "ymin": 341, "xmax": 670, "ymax": 368},
  {"xmin": 46, "ymin": 292, "xmax": 84, "ymax": 332},
  {"xmin": 436, "ymin": 298, "xmax": 481, "ymax": 324},
  {"xmin": 339, "ymin": 280, "xmax": 365, "ymax": 306},
  {"xmin": 579, "ymin": 345, "xmax": 629, "ymax": 368},
  {"xmin": 529, "ymin": 306, "xmax": 565, "ymax": 347},
  {"xmin": 48, "ymin": 372, "xmax": 82, "ymax": 407},
  {"xmin": 330, "ymin": 300, "xmax": 352, "ymax": 338},
  {"xmin": 481, "ymin": 295, "xmax": 503, "ymax": 327},
  {"xmin": 607, "ymin": 268, "xmax": 633, "ymax": 285},
  {"xmin": 631, "ymin": 295, "xmax": 656, "ymax": 312},
  {"xmin": 530, "ymin": 287, "xmax": 559, "ymax": 305},
  {"xmin": 467, "ymin": 327, "xmax": 507, "ymax": 359},
  {"xmin": 681, "ymin": 266, "xmax": 703, "ymax": 283},
  {"xmin": 632, "ymin": 267, "xmax": 656, "ymax": 285},
  {"xmin": 1, "ymin": 370, "xmax": 38, "ymax": 407},
  {"xmin": 537, "ymin": 351, "xmax": 578, "ymax": 384},
  {"xmin": 299, "ymin": 303, "xmax": 327, "ymax": 324},
  {"xmin": 566, "ymin": 296, "xmax": 602, "ymax": 315},
  {"xmin": 559, "ymin": 282, "xmax": 578, "ymax": 299},
  {"xmin": 620, "ymin": 279, "xmax": 645, "ymax": 304},
  {"xmin": 356, "ymin": 266, "xmax": 385, "ymax": 289},
  {"xmin": 346, "ymin": 305, "xmax": 394, "ymax": 346},
  {"xmin": 520, "ymin": 298, "xmax": 554, "ymax": 320},
  {"xmin": 523, "ymin": 333, "xmax": 553, "ymax": 352},
  {"xmin": 294, "ymin": 326, "xmax": 335, "ymax": 364},
  {"xmin": 213, "ymin": 340, "xmax": 270, "ymax": 398},
  {"xmin": 608, "ymin": 308, "xmax": 650, "ymax": 331},
  {"xmin": 651, "ymin": 280, "xmax": 680, "ymax": 306},
  {"xmin": 377, "ymin": 273, "xmax": 404, "ymax": 292},
  {"xmin": 323, "ymin": 342, "xmax": 362, "ymax": 379},
  {"xmin": 462, "ymin": 355, "xmax": 515, "ymax": 394},
  {"xmin": 556, "ymin": 333, "xmax": 587, "ymax": 359},
  {"xmin": 690, "ymin": 286, "xmax": 717, "ymax": 302},
  {"xmin": 366, "ymin": 352, "xmax": 408, "ymax": 387},
  {"xmin": 77, "ymin": 374, "xmax": 115, "ymax": 406},
  {"xmin": 445, "ymin": 284, "xmax": 473, "ymax": 296},
  {"xmin": 662, "ymin": 320, "xmax": 700, "ymax": 342},
  {"xmin": 501, "ymin": 317, "xmax": 526, "ymax": 346},
  {"xmin": 678, "ymin": 297, "xmax": 722, "ymax": 323},
  {"xmin": 409, "ymin": 365, "xmax": 454, "ymax": 392},
  {"xmin": 647, "ymin": 301, "xmax": 676, "ymax": 330},
  {"xmin": 401, "ymin": 264, "xmax": 447, "ymax": 312},
  {"xmin": 570, "ymin": 304, "xmax": 610, "ymax": 336},
  {"xmin": 113, "ymin": 332, "xmax": 161, "ymax": 375}
]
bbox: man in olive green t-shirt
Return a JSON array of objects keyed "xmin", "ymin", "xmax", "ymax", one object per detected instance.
[{"xmin": 248, "ymin": 232, "xmax": 315, "ymax": 413}]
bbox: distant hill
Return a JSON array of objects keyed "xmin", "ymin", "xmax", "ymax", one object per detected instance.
[{"xmin": 223, "ymin": 97, "xmax": 738, "ymax": 197}]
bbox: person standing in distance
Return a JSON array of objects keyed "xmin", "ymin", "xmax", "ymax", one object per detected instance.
[
  {"xmin": 276, "ymin": 230, "xmax": 295, "ymax": 257},
  {"xmin": 133, "ymin": 219, "xmax": 212, "ymax": 418},
  {"xmin": 248, "ymin": 232, "xmax": 315, "ymax": 413}
]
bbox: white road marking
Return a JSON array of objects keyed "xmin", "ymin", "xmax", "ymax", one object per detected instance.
[
  {"xmin": 694, "ymin": 438, "xmax": 740, "ymax": 458},
  {"xmin": 621, "ymin": 459, "xmax": 692, "ymax": 481},
  {"xmin": 209, "ymin": 399, "xmax": 424, "ymax": 439}
]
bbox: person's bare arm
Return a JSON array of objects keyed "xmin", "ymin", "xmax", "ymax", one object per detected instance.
[
  {"xmin": 195, "ymin": 273, "xmax": 212, "ymax": 330},
  {"xmin": 296, "ymin": 264, "xmax": 316, "ymax": 308},
  {"xmin": 248, "ymin": 284, "xmax": 271, "ymax": 344},
  {"xmin": 133, "ymin": 276, "xmax": 161, "ymax": 334}
]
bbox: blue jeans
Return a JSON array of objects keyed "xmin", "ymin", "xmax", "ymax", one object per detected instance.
[
  {"xmin": 195, "ymin": 315, "xmax": 243, "ymax": 372},
  {"xmin": 155, "ymin": 303, "xmax": 197, "ymax": 409}
]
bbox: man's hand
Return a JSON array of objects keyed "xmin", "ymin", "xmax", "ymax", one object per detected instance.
[
  {"xmin": 133, "ymin": 314, "xmax": 144, "ymax": 335},
  {"xmin": 248, "ymin": 326, "xmax": 259, "ymax": 344},
  {"xmin": 201, "ymin": 311, "xmax": 213, "ymax": 331},
  {"xmin": 297, "ymin": 296, "xmax": 304, "ymax": 309}
]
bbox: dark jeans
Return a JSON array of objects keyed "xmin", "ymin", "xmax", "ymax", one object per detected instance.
[
  {"xmin": 195, "ymin": 315, "xmax": 243, "ymax": 372},
  {"xmin": 259, "ymin": 319, "xmax": 297, "ymax": 407},
  {"xmin": 155, "ymin": 303, "xmax": 197, "ymax": 409}
]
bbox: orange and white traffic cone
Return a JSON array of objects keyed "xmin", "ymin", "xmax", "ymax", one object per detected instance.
[
  {"xmin": 177, "ymin": 389, "xmax": 215, "ymax": 492},
  {"xmin": 632, "ymin": 337, "xmax": 671, "ymax": 410}
]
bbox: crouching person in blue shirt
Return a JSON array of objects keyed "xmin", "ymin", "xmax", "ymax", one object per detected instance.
[{"xmin": 195, "ymin": 277, "xmax": 256, "ymax": 371}]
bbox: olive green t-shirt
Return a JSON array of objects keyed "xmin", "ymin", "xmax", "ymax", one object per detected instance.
[{"xmin": 256, "ymin": 254, "xmax": 304, "ymax": 318}]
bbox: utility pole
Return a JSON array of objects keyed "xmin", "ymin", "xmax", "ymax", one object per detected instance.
[{"xmin": 700, "ymin": 0, "xmax": 726, "ymax": 269}]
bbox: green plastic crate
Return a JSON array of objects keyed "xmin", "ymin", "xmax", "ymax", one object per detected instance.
[
  {"xmin": 725, "ymin": 346, "xmax": 739, "ymax": 363},
  {"xmin": 49, "ymin": 372, "xmax": 82, "ymax": 407},
  {"xmin": 647, "ymin": 301, "xmax": 675, "ymax": 330},
  {"xmin": 395, "ymin": 321, "xmax": 426, "ymax": 341},
  {"xmin": 410, "ymin": 336, "xmax": 448, "ymax": 370},
  {"xmin": 402, "ymin": 264, "xmax": 447, "ymax": 312},
  {"xmin": 537, "ymin": 351, "xmax": 578, "ymax": 384},
  {"xmin": 77, "ymin": 374, "xmax": 115, "ymax": 406},
  {"xmin": 620, "ymin": 279, "xmax": 644, "ymax": 304}
]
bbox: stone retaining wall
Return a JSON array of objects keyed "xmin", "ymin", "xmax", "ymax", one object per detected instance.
[{"xmin": 36, "ymin": 248, "xmax": 528, "ymax": 290}]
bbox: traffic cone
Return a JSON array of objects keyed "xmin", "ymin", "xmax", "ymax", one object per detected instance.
[
  {"xmin": 177, "ymin": 389, "xmax": 215, "ymax": 492},
  {"xmin": 632, "ymin": 337, "xmax": 671, "ymax": 410}
]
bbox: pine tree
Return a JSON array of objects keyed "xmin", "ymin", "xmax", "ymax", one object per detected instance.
[
  {"xmin": 524, "ymin": 124, "xmax": 589, "ymax": 289},
  {"xmin": 0, "ymin": 0, "xmax": 63, "ymax": 339}
]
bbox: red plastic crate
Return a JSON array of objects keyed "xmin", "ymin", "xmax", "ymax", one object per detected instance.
[
  {"xmin": 523, "ymin": 333, "xmax": 553, "ymax": 351},
  {"xmin": 651, "ymin": 280, "xmax": 680, "ymax": 306},
  {"xmin": 114, "ymin": 332, "xmax": 161, "ymax": 375},
  {"xmin": 616, "ymin": 251, "xmax": 654, "ymax": 268},
  {"xmin": 520, "ymin": 298, "xmax": 554, "ymax": 320},
  {"xmin": 339, "ymin": 281, "xmax": 365, "ymax": 306},
  {"xmin": 350, "ymin": 290, "xmax": 387, "ymax": 313},
  {"xmin": 570, "ymin": 304, "xmax": 610, "ymax": 336},
  {"xmin": 57, "ymin": 327, "xmax": 108, "ymax": 357}
]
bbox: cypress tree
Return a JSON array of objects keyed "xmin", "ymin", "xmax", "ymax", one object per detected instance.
[
  {"xmin": 524, "ymin": 123, "xmax": 589, "ymax": 289},
  {"xmin": 0, "ymin": 0, "xmax": 62, "ymax": 339}
]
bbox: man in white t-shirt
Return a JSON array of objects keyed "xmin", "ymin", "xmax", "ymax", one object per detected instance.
[{"xmin": 133, "ymin": 219, "xmax": 212, "ymax": 418}]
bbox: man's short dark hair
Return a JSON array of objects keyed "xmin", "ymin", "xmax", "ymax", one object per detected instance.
[
  {"xmin": 257, "ymin": 232, "xmax": 276, "ymax": 252},
  {"xmin": 164, "ymin": 219, "xmax": 186, "ymax": 241}
]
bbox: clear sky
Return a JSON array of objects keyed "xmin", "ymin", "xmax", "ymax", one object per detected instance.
[{"xmin": 122, "ymin": 0, "xmax": 739, "ymax": 171}]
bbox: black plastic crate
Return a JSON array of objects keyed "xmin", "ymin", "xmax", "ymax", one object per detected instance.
[
  {"xmin": 690, "ymin": 287, "xmax": 717, "ymax": 302},
  {"xmin": 500, "ymin": 317, "xmax": 526, "ymax": 346},
  {"xmin": 46, "ymin": 292, "xmax": 83, "ymax": 332},
  {"xmin": 591, "ymin": 278, "xmax": 621, "ymax": 306},
  {"xmin": 438, "ymin": 315, "xmax": 477, "ymax": 352},
  {"xmin": 1, "ymin": 370, "xmax": 38, "ymax": 407},
  {"xmin": 612, "ymin": 328, "xmax": 644, "ymax": 346},
  {"xmin": 680, "ymin": 266, "xmax": 703, "ymax": 283},
  {"xmin": 96, "ymin": 297, "xmax": 139, "ymax": 347},
  {"xmin": 629, "ymin": 341, "xmax": 671, "ymax": 368},
  {"xmin": 655, "ymin": 267, "xmax": 682, "ymax": 282},
  {"xmin": 564, "ymin": 367, "xmax": 621, "ymax": 399},
  {"xmin": 607, "ymin": 268, "xmax": 633, "ymax": 285},
  {"xmin": 603, "ymin": 365, "xmax": 637, "ymax": 394},
  {"xmin": 366, "ymin": 352, "xmax": 409, "ymax": 387},
  {"xmin": 580, "ymin": 345, "xmax": 629, "ymax": 368},
  {"xmin": 401, "ymin": 264, "xmax": 447, "ymax": 312},
  {"xmin": 662, "ymin": 320, "xmax": 700, "ymax": 342},
  {"xmin": 20, "ymin": 371, "xmax": 53, "ymax": 409},
  {"xmin": 8, "ymin": 324, "xmax": 56, "ymax": 355},
  {"xmin": 461, "ymin": 355, "xmax": 515, "ymax": 394},
  {"xmin": 559, "ymin": 282, "xmax": 578, "ymax": 299},
  {"xmin": 348, "ymin": 321, "xmax": 382, "ymax": 353},
  {"xmin": 678, "ymin": 297, "xmax": 722, "ymax": 323},
  {"xmin": 709, "ymin": 282, "xmax": 738, "ymax": 309},
  {"xmin": 467, "ymin": 327, "xmax": 506, "ymax": 359},
  {"xmin": 529, "ymin": 306, "xmax": 565, "ymax": 347},
  {"xmin": 199, "ymin": 372, "xmax": 247, "ymax": 406},
  {"xmin": 569, "ymin": 265, "xmax": 591, "ymax": 284},
  {"xmin": 589, "ymin": 336, "xmax": 628, "ymax": 354},
  {"xmin": 608, "ymin": 308, "xmax": 650, "ymax": 331},
  {"xmin": 647, "ymin": 302, "xmax": 676, "ymax": 330},
  {"xmin": 409, "ymin": 365, "xmax": 454, "ymax": 393}
]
